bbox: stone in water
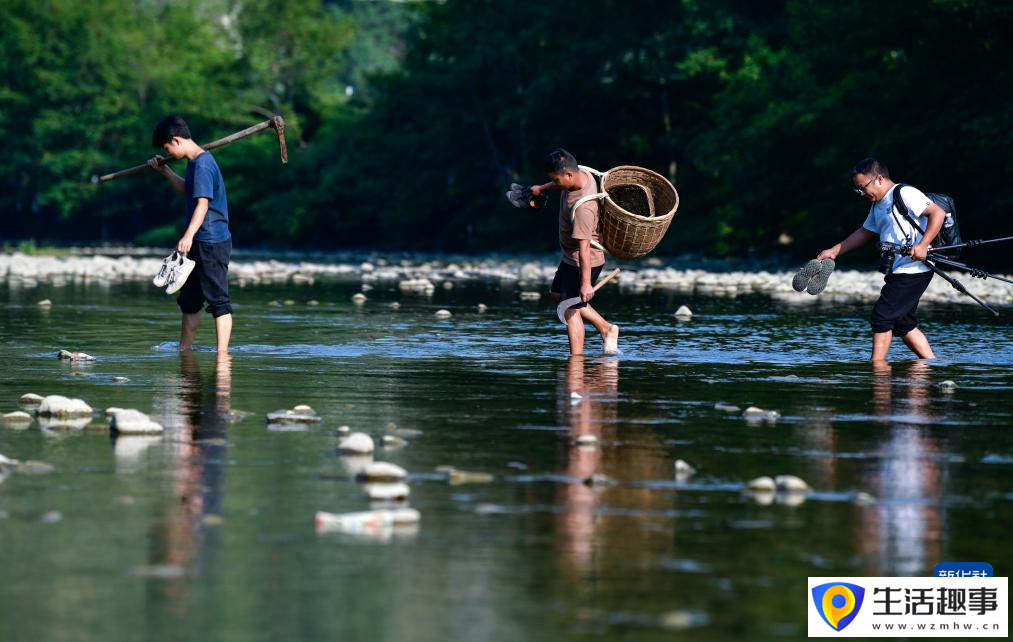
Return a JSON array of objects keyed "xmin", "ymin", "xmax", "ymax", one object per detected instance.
[
  {"xmin": 357, "ymin": 461, "xmax": 407, "ymax": 482},
  {"xmin": 338, "ymin": 432, "xmax": 375, "ymax": 455},
  {"xmin": 111, "ymin": 409, "xmax": 164, "ymax": 435},
  {"xmin": 775, "ymin": 474, "xmax": 809, "ymax": 493},
  {"xmin": 37, "ymin": 395, "xmax": 93, "ymax": 417},
  {"xmin": 746, "ymin": 476, "xmax": 776, "ymax": 492}
]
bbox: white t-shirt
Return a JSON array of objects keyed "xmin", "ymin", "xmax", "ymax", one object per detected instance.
[{"xmin": 862, "ymin": 184, "xmax": 933, "ymax": 274}]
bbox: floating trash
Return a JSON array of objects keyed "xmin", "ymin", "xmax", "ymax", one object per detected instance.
[
  {"xmin": 575, "ymin": 434, "xmax": 598, "ymax": 447},
  {"xmin": 435, "ymin": 309, "xmax": 452, "ymax": 319},
  {"xmin": 519, "ymin": 291, "xmax": 541, "ymax": 302},
  {"xmin": 939, "ymin": 380, "xmax": 958, "ymax": 393},
  {"xmin": 37, "ymin": 299, "xmax": 53, "ymax": 308},
  {"xmin": 674, "ymin": 305, "xmax": 693, "ymax": 320},
  {"xmin": 351, "ymin": 293, "xmax": 367, "ymax": 304},
  {"xmin": 477, "ymin": 303, "xmax": 488, "ymax": 313},
  {"xmin": 314, "ymin": 508, "xmax": 420, "ymax": 534}
]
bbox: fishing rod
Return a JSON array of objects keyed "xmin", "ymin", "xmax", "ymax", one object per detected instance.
[{"xmin": 928, "ymin": 235, "xmax": 1013, "ymax": 254}]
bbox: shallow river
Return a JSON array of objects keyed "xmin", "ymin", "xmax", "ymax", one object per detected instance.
[{"xmin": 1, "ymin": 273, "xmax": 1011, "ymax": 641}]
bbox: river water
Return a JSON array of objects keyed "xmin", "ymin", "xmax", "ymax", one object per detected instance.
[{"xmin": 1, "ymin": 272, "xmax": 1011, "ymax": 641}]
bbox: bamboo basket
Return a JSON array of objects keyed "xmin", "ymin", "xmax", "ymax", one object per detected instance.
[{"xmin": 576, "ymin": 165, "xmax": 679, "ymax": 260}]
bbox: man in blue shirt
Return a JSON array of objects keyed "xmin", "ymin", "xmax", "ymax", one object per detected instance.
[{"xmin": 148, "ymin": 116, "xmax": 233, "ymax": 353}]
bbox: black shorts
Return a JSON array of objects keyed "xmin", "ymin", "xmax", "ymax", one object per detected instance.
[
  {"xmin": 870, "ymin": 271, "xmax": 933, "ymax": 336},
  {"xmin": 550, "ymin": 261, "xmax": 603, "ymax": 310},
  {"xmin": 178, "ymin": 239, "xmax": 232, "ymax": 318}
]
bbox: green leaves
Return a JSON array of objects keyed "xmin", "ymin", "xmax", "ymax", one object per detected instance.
[{"xmin": 5, "ymin": 0, "xmax": 1013, "ymax": 263}]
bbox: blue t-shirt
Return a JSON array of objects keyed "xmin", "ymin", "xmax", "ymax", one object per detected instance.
[{"xmin": 185, "ymin": 152, "xmax": 231, "ymax": 243}]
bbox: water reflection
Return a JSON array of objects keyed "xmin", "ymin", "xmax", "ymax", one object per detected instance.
[
  {"xmin": 146, "ymin": 353, "xmax": 232, "ymax": 589},
  {"xmin": 554, "ymin": 357, "xmax": 672, "ymax": 576},
  {"xmin": 861, "ymin": 360, "xmax": 944, "ymax": 576}
]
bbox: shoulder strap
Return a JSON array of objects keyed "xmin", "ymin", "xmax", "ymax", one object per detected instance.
[{"xmin": 892, "ymin": 183, "xmax": 926, "ymax": 236}]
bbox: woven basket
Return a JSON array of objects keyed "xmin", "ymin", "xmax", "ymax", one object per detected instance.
[{"xmin": 597, "ymin": 166, "xmax": 679, "ymax": 260}]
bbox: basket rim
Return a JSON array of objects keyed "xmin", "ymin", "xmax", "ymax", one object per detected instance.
[{"xmin": 601, "ymin": 165, "xmax": 679, "ymax": 222}]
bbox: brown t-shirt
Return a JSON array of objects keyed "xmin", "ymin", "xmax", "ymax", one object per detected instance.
[{"xmin": 558, "ymin": 169, "xmax": 606, "ymax": 267}]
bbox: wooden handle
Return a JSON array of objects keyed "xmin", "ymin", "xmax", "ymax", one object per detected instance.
[
  {"xmin": 593, "ymin": 268, "xmax": 620, "ymax": 292},
  {"xmin": 99, "ymin": 116, "xmax": 286, "ymax": 182}
]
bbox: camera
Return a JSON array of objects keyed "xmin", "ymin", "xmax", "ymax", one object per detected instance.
[
  {"xmin": 878, "ymin": 242, "xmax": 911, "ymax": 275},
  {"xmin": 878, "ymin": 243, "xmax": 900, "ymax": 275}
]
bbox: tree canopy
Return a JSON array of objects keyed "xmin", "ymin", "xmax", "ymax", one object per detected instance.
[{"xmin": 3, "ymin": 0, "xmax": 1011, "ymax": 265}]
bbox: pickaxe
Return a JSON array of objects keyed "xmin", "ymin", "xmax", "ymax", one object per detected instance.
[
  {"xmin": 556, "ymin": 268, "xmax": 621, "ymax": 323},
  {"xmin": 96, "ymin": 114, "xmax": 288, "ymax": 183}
]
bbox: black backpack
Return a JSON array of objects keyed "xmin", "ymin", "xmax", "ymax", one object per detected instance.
[{"xmin": 892, "ymin": 183, "xmax": 963, "ymax": 258}]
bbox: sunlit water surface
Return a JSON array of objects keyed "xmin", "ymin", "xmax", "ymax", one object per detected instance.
[{"xmin": 1, "ymin": 276, "xmax": 1011, "ymax": 641}]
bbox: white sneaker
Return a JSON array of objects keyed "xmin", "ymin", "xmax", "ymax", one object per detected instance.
[
  {"xmin": 165, "ymin": 253, "xmax": 196, "ymax": 295},
  {"xmin": 153, "ymin": 251, "xmax": 177, "ymax": 287}
]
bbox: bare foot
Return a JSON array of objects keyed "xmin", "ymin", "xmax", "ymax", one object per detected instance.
[{"xmin": 603, "ymin": 324, "xmax": 620, "ymax": 354}]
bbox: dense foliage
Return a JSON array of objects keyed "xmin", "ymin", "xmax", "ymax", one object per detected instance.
[{"xmin": 3, "ymin": 0, "xmax": 1012, "ymax": 265}]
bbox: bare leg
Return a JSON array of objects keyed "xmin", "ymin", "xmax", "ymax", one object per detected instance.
[
  {"xmin": 180, "ymin": 313, "xmax": 200, "ymax": 351},
  {"xmin": 579, "ymin": 304, "xmax": 620, "ymax": 354},
  {"xmin": 901, "ymin": 328, "xmax": 935, "ymax": 359},
  {"xmin": 871, "ymin": 330, "xmax": 892, "ymax": 362},
  {"xmin": 215, "ymin": 313, "xmax": 233, "ymax": 353},
  {"xmin": 565, "ymin": 307, "xmax": 585, "ymax": 355}
]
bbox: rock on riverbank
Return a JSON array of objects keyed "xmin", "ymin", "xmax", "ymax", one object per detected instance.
[{"xmin": 2, "ymin": 252, "xmax": 1011, "ymax": 307}]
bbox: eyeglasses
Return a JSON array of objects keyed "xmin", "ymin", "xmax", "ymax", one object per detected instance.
[{"xmin": 853, "ymin": 176, "xmax": 877, "ymax": 195}]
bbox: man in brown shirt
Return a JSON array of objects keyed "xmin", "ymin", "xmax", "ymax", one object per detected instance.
[{"xmin": 531, "ymin": 149, "xmax": 619, "ymax": 355}]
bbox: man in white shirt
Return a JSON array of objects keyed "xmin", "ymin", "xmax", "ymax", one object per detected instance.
[{"xmin": 816, "ymin": 158, "xmax": 946, "ymax": 361}]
